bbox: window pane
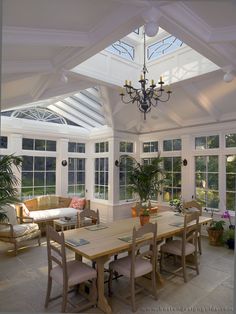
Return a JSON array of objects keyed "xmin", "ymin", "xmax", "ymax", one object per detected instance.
[
  {"xmin": 208, "ymin": 173, "xmax": 218, "ymax": 189},
  {"xmin": 127, "ymin": 142, "xmax": 133, "ymax": 153},
  {"xmin": 68, "ymin": 172, "xmax": 75, "ymax": 185},
  {"xmin": 226, "ymin": 134, "xmax": 236, "ymax": 148},
  {"xmin": 21, "ymin": 187, "xmax": 33, "ymax": 198},
  {"xmin": 0, "ymin": 136, "xmax": 8, "ymax": 149},
  {"xmin": 226, "ymin": 192, "xmax": 236, "ymax": 211},
  {"xmin": 46, "ymin": 172, "xmax": 55, "ymax": 185},
  {"xmin": 100, "ymin": 142, "xmax": 105, "ymax": 152},
  {"xmin": 208, "ymin": 156, "xmax": 218, "ymax": 172},
  {"xmin": 195, "ymin": 137, "xmax": 206, "ymax": 149},
  {"xmin": 195, "ymin": 156, "xmax": 206, "ymax": 172},
  {"xmin": 22, "ymin": 138, "xmax": 34, "ymax": 150},
  {"xmin": 78, "ymin": 143, "xmax": 85, "ymax": 153},
  {"xmin": 35, "ymin": 139, "xmax": 46, "ymax": 151},
  {"xmin": 207, "ymin": 135, "xmax": 219, "ymax": 149},
  {"xmin": 35, "ymin": 157, "xmax": 45, "ymax": 170},
  {"xmin": 195, "ymin": 173, "xmax": 206, "ymax": 188},
  {"xmin": 46, "ymin": 186, "xmax": 56, "ymax": 194},
  {"xmin": 163, "ymin": 140, "xmax": 172, "ymax": 151},
  {"xmin": 22, "ymin": 172, "xmax": 33, "ymax": 187},
  {"xmin": 173, "ymin": 139, "xmax": 181, "ymax": 151},
  {"xmin": 34, "ymin": 172, "xmax": 44, "ymax": 186},
  {"xmin": 173, "ymin": 157, "xmax": 181, "ymax": 171},
  {"xmin": 46, "ymin": 157, "xmax": 56, "ymax": 170},
  {"xmin": 34, "ymin": 187, "xmax": 44, "ymax": 196},
  {"xmin": 143, "ymin": 143, "xmax": 149, "ymax": 153},
  {"xmin": 22, "ymin": 156, "xmax": 33, "ymax": 171},
  {"xmin": 69, "ymin": 158, "xmax": 75, "ymax": 170},
  {"xmin": 120, "ymin": 142, "xmax": 126, "ymax": 152},
  {"xmin": 68, "ymin": 142, "xmax": 76, "ymax": 152},
  {"xmin": 163, "ymin": 157, "xmax": 172, "ymax": 171},
  {"xmin": 46, "ymin": 140, "xmax": 56, "ymax": 151}
]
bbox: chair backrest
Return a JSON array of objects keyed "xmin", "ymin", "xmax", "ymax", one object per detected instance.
[
  {"xmin": 77, "ymin": 208, "xmax": 100, "ymax": 227},
  {"xmin": 182, "ymin": 211, "xmax": 200, "ymax": 255},
  {"xmin": 131, "ymin": 222, "xmax": 157, "ymax": 278},
  {"xmin": 46, "ymin": 225, "xmax": 67, "ymax": 284},
  {"xmin": 0, "ymin": 204, "xmax": 18, "ymax": 225},
  {"xmin": 183, "ymin": 200, "xmax": 202, "ymax": 215}
]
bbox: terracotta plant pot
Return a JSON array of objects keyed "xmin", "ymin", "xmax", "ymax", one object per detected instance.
[
  {"xmin": 207, "ymin": 228, "xmax": 224, "ymax": 246},
  {"xmin": 139, "ymin": 215, "xmax": 150, "ymax": 226}
]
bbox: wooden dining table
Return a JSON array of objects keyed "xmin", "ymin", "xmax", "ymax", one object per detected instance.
[{"xmin": 63, "ymin": 211, "xmax": 212, "ymax": 314}]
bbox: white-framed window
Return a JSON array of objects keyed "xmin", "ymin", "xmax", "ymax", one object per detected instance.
[
  {"xmin": 94, "ymin": 157, "xmax": 109, "ymax": 200},
  {"xmin": 0, "ymin": 136, "xmax": 7, "ymax": 149},
  {"xmin": 120, "ymin": 141, "xmax": 133, "ymax": 153},
  {"xmin": 162, "ymin": 157, "xmax": 181, "ymax": 202},
  {"xmin": 68, "ymin": 158, "xmax": 85, "ymax": 197},
  {"xmin": 21, "ymin": 156, "xmax": 56, "ymax": 198},
  {"xmin": 163, "ymin": 139, "xmax": 181, "ymax": 151},
  {"xmin": 195, "ymin": 155, "xmax": 219, "ymax": 208},
  {"xmin": 195, "ymin": 135, "xmax": 219, "ymax": 150},
  {"xmin": 226, "ymin": 155, "xmax": 236, "ymax": 212},
  {"xmin": 68, "ymin": 142, "xmax": 85, "ymax": 153},
  {"xmin": 142, "ymin": 158, "xmax": 158, "ymax": 201},
  {"xmin": 22, "ymin": 138, "xmax": 56, "ymax": 151},
  {"xmin": 225, "ymin": 133, "xmax": 236, "ymax": 148},
  {"xmin": 95, "ymin": 142, "xmax": 109, "ymax": 153},
  {"xmin": 119, "ymin": 156, "xmax": 133, "ymax": 201},
  {"xmin": 143, "ymin": 141, "xmax": 158, "ymax": 153}
]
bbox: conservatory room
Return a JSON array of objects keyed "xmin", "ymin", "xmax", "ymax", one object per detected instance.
[{"xmin": 0, "ymin": 0, "xmax": 235, "ymax": 313}]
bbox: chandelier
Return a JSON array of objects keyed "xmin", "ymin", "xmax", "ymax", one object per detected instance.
[{"xmin": 120, "ymin": 32, "xmax": 172, "ymax": 120}]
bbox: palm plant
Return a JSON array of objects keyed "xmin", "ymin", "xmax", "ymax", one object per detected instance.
[
  {"xmin": 0, "ymin": 154, "xmax": 22, "ymax": 221},
  {"xmin": 125, "ymin": 154, "xmax": 164, "ymax": 207}
]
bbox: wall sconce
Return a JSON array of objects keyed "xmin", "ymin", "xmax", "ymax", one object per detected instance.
[
  {"xmin": 182, "ymin": 159, "xmax": 188, "ymax": 166},
  {"xmin": 115, "ymin": 160, "xmax": 120, "ymax": 167},
  {"xmin": 61, "ymin": 160, "xmax": 68, "ymax": 167}
]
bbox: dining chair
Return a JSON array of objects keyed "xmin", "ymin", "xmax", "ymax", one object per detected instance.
[
  {"xmin": 77, "ymin": 208, "xmax": 100, "ymax": 228},
  {"xmin": 160, "ymin": 211, "xmax": 200, "ymax": 283},
  {"xmin": 183, "ymin": 200, "xmax": 202, "ymax": 254},
  {"xmin": 108, "ymin": 222, "xmax": 158, "ymax": 312},
  {"xmin": 45, "ymin": 225, "xmax": 97, "ymax": 313}
]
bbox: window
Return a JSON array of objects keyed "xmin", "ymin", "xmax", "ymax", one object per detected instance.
[
  {"xmin": 21, "ymin": 156, "xmax": 56, "ymax": 198},
  {"xmin": 120, "ymin": 142, "xmax": 133, "ymax": 153},
  {"xmin": 0, "ymin": 136, "xmax": 7, "ymax": 149},
  {"xmin": 119, "ymin": 156, "xmax": 133, "ymax": 201},
  {"xmin": 142, "ymin": 158, "xmax": 158, "ymax": 201},
  {"xmin": 225, "ymin": 133, "xmax": 236, "ymax": 148},
  {"xmin": 106, "ymin": 40, "xmax": 135, "ymax": 61},
  {"xmin": 68, "ymin": 158, "xmax": 85, "ymax": 197},
  {"xmin": 226, "ymin": 155, "xmax": 236, "ymax": 211},
  {"xmin": 94, "ymin": 158, "xmax": 109, "ymax": 200},
  {"xmin": 162, "ymin": 157, "xmax": 181, "ymax": 202},
  {"xmin": 195, "ymin": 156, "xmax": 219, "ymax": 208},
  {"xmin": 68, "ymin": 142, "xmax": 85, "ymax": 153},
  {"xmin": 163, "ymin": 139, "xmax": 181, "ymax": 151},
  {"xmin": 22, "ymin": 138, "xmax": 56, "ymax": 151},
  {"xmin": 143, "ymin": 141, "xmax": 158, "ymax": 153},
  {"xmin": 95, "ymin": 142, "xmax": 109, "ymax": 153},
  {"xmin": 195, "ymin": 135, "xmax": 219, "ymax": 149}
]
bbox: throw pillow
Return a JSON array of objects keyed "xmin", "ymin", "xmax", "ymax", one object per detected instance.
[{"xmin": 69, "ymin": 197, "xmax": 86, "ymax": 210}]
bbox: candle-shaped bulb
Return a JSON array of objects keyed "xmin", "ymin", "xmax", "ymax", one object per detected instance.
[
  {"xmin": 129, "ymin": 80, "xmax": 132, "ymax": 86},
  {"xmin": 140, "ymin": 75, "xmax": 143, "ymax": 80},
  {"xmin": 151, "ymin": 79, "xmax": 154, "ymax": 85},
  {"xmin": 125, "ymin": 80, "xmax": 128, "ymax": 85},
  {"xmin": 160, "ymin": 76, "xmax": 163, "ymax": 82}
]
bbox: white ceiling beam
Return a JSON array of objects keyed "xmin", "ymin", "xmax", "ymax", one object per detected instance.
[
  {"xmin": 30, "ymin": 75, "xmax": 55, "ymax": 100},
  {"xmin": 208, "ymin": 26, "xmax": 236, "ymax": 43},
  {"xmin": 2, "ymin": 60, "xmax": 53, "ymax": 74},
  {"xmin": 73, "ymin": 93, "xmax": 102, "ymax": 112},
  {"xmin": 3, "ymin": 26, "xmax": 90, "ymax": 47},
  {"xmin": 48, "ymin": 104, "xmax": 92, "ymax": 130},
  {"xmin": 98, "ymin": 86, "xmax": 114, "ymax": 128}
]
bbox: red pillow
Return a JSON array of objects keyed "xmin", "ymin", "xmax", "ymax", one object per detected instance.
[{"xmin": 69, "ymin": 197, "xmax": 86, "ymax": 210}]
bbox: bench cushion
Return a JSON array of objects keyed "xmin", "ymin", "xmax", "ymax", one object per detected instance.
[
  {"xmin": 0, "ymin": 223, "xmax": 39, "ymax": 238},
  {"xmin": 29, "ymin": 207, "xmax": 79, "ymax": 222}
]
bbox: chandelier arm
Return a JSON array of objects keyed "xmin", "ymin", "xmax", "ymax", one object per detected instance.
[{"xmin": 156, "ymin": 93, "xmax": 171, "ymax": 103}]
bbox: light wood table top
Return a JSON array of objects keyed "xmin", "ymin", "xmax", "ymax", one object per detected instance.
[{"xmin": 63, "ymin": 211, "xmax": 212, "ymax": 314}]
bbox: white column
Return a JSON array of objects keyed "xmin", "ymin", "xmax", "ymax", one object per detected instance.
[
  {"xmin": 56, "ymin": 138, "xmax": 69, "ymax": 196},
  {"xmin": 85, "ymin": 140, "xmax": 94, "ymax": 201},
  {"xmin": 8, "ymin": 134, "xmax": 23, "ymax": 192},
  {"xmin": 110, "ymin": 136, "xmax": 120, "ymax": 205},
  {"xmin": 181, "ymin": 134, "xmax": 195, "ymax": 201}
]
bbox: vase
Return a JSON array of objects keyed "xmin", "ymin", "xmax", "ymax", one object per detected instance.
[
  {"xmin": 226, "ymin": 239, "xmax": 235, "ymax": 250},
  {"xmin": 207, "ymin": 228, "xmax": 224, "ymax": 246},
  {"xmin": 140, "ymin": 215, "xmax": 150, "ymax": 226}
]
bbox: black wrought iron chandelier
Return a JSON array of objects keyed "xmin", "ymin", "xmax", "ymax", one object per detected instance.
[{"xmin": 120, "ymin": 32, "xmax": 172, "ymax": 120}]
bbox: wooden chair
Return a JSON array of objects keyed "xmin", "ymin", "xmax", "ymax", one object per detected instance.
[
  {"xmin": 0, "ymin": 204, "xmax": 41, "ymax": 255},
  {"xmin": 108, "ymin": 222, "xmax": 158, "ymax": 312},
  {"xmin": 160, "ymin": 211, "xmax": 200, "ymax": 283},
  {"xmin": 183, "ymin": 200, "xmax": 202, "ymax": 254},
  {"xmin": 77, "ymin": 208, "xmax": 100, "ymax": 228},
  {"xmin": 45, "ymin": 225, "xmax": 97, "ymax": 313}
]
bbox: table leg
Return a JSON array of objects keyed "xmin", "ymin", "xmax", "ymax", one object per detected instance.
[{"xmin": 96, "ymin": 256, "xmax": 112, "ymax": 314}]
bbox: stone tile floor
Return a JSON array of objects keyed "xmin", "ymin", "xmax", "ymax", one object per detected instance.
[{"xmin": 0, "ymin": 237, "xmax": 234, "ymax": 314}]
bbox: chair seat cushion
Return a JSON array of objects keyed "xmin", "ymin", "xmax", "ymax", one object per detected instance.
[
  {"xmin": 109, "ymin": 255, "xmax": 152, "ymax": 278},
  {"xmin": 29, "ymin": 207, "xmax": 80, "ymax": 222},
  {"xmin": 160, "ymin": 240, "xmax": 195, "ymax": 256},
  {"xmin": 0, "ymin": 223, "xmax": 39, "ymax": 238},
  {"xmin": 51, "ymin": 260, "xmax": 97, "ymax": 286}
]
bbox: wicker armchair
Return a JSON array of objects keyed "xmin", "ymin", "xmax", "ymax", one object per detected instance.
[{"xmin": 0, "ymin": 204, "xmax": 41, "ymax": 255}]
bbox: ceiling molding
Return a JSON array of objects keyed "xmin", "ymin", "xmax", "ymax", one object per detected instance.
[
  {"xmin": 208, "ymin": 25, "xmax": 236, "ymax": 43},
  {"xmin": 3, "ymin": 26, "xmax": 90, "ymax": 47},
  {"xmin": 2, "ymin": 59, "xmax": 53, "ymax": 74}
]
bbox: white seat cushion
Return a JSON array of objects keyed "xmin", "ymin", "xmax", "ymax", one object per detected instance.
[
  {"xmin": 51, "ymin": 260, "xmax": 97, "ymax": 286},
  {"xmin": 29, "ymin": 207, "xmax": 80, "ymax": 222},
  {"xmin": 161, "ymin": 239, "xmax": 195, "ymax": 256},
  {"xmin": 109, "ymin": 255, "xmax": 152, "ymax": 278},
  {"xmin": 0, "ymin": 223, "xmax": 39, "ymax": 238}
]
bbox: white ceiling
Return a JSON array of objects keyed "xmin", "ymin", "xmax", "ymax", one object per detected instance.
[{"xmin": 1, "ymin": 0, "xmax": 236, "ymax": 134}]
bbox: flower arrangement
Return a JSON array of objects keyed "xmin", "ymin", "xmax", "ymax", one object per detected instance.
[
  {"xmin": 221, "ymin": 210, "xmax": 235, "ymax": 230},
  {"xmin": 169, "ymin": 198, "xmax": 183, "ymax": 213},
  {"xmin": 221, "ymin": 210, "xmax": 235, "ymax": 249}
]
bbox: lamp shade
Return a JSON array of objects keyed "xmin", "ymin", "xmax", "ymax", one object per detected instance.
[
  {"xmin": 223, "ymin": 72, "xmax": 234, "ymax": 83},
  {"xmin": 144, "ymin": 21, "xmax": 159, "ymax": 37}
]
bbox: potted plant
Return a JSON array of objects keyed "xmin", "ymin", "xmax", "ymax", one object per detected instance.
[
  {"xmin": 0, "ymin": 154, "xmax": 22, "ymax": 222},
  {"xmin": 169, "ymin": 198, "xmax": 183, "ymax": 213},
  {"xmin": 223, "ymin": 228, "xmax": 235, "ymax": 250},
  {"xmin": 139, "ymin": 208, "xmax": 150, "ymax": 226},
  {"xmin": 207, "ymin": 220, "xmax": 225, "ymax": 246},
  {"xmin": 125, "ymin": 154, "xmax": 164, "ymax": 218}
]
